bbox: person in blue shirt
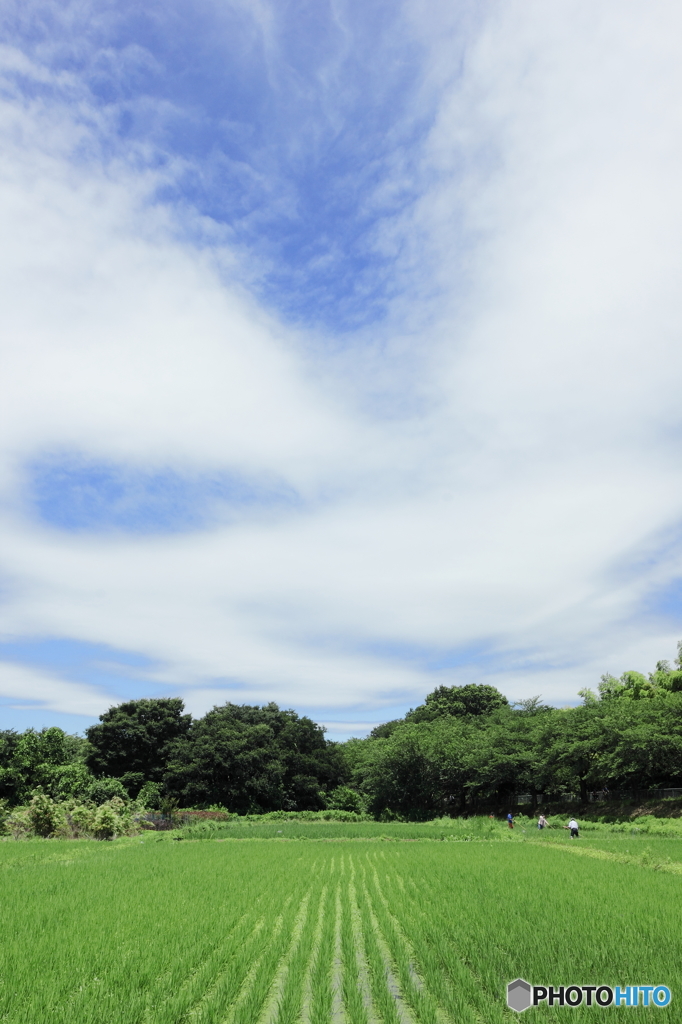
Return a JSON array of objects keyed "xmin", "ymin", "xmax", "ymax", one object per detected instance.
[{"xmin": 507, "ymin": 812, "xmax": 514, "ymax": 829}]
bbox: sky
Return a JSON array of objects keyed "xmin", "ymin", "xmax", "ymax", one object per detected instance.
[{"xmin": 1, "ymin": 0, "xmax": 682, "ymax": 740}]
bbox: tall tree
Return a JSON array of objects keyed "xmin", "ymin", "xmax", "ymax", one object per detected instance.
[
  {"xmin": 406, "ymin": 683, "xmax": 508, "ymax": 723},
  {"xmin": 164, "ymin": 702, "xmax": 346, "ymax": 812},
  {"xmin": 86, "ymin": 698, "xmax": 191, "ymax": 791}
]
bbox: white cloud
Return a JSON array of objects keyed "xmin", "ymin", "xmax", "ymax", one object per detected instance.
[
  {"xmin": 0, "ymin": 662, "xmax": 116, "ymax": 717},
  {"xmin": 1, "ymin": 3, "xmax": 682, "ymax": 725}
]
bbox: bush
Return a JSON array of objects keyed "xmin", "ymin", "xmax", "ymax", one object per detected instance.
[
  {"xmin": 1, "ymin": 793, "xmax": 146, "ymax": 841},
  {"xmin": 183, "ymin": 820, "xmax": 222, "ymax": 838},
  {"xmin": 379, "ymin": 807, "xmax": 404, "ymax": 822},
  {"xmin": 66, "ymin": 803, "xmax": 96, "ymax": 837},
  {"xmin": 137, "ymin": 781, "xmax": 163, "ymax": 808},
  {"xmin": 119, "ymin": 772, "xmax": 146, "ymax": 798},
  {"xmin": 5, "ymin": 808, "xmax": 32, "ymax": 840},
  {"xmin": 28, "ymin": 789, "xmax": 63, "ymax": 837},
  {"xmin": 87, "ymin": 777, "xmax": 128, "ymax": 805},
  {"xmin": 92, "ymin": 803, "xmax": 123, "ymax": 840},
  {"xmin": 0, "ymin": 798, "xmax": 9, "ymax": 836},
  {"xmin": 229, "ymin": 809, "xmax": 369, "ymax": 823},
  {"xmin": 327, "ymin": 786, "xmax": 366, "ymax": 813},
  {"xmin": 47, "ymin": 763, "xmax": 93, "ymax": 801}
]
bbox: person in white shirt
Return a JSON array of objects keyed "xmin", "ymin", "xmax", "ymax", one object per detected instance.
[{"xmin": 564, "ymin": 818, "xmax": 579, "ymax": 838}]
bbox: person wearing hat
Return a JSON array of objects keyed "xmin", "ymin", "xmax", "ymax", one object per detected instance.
[{"xmin": 564, "ymin": 817, "xmax": 579, "ymax": 838}]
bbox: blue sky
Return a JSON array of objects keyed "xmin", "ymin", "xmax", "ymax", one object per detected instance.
[
  {"xmin": 28, "ymin": 455, "xmax": 298, "ymax": 532},
  {"xmin": 6, "ymin": 0, "xmax": 464, "ymax": 331},
  {"xmin": 1, "ymin": 0, "xmax": 682, "ymax": 739}
]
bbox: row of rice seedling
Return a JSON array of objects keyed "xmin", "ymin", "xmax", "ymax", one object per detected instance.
[
  {"xmin": 360, "ymin": 844, "xmax": 680, "ymax": 1019},
  {"xmin": 275, "ymin": 886, "xmax": 325, "ymax": 1024},
  {"xmin": 0, "ymin": 842, "xmax": 309, "ymax": 1024},
  {"xmin": 304, "ymin": 882, "xmax": 335, "ymax": 1023},
  {"xmin": 359, "ymin": 860, "xmax": 478, "ymax": 1024},
  {"xmin": 1, "ymin": 836, "xmax": 680, "ymax": 1021}
]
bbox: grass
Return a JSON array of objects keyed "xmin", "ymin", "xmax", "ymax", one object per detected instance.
[{"xmin": 1, "ymin": 824, "xmax": 680, "ymax": 1021}]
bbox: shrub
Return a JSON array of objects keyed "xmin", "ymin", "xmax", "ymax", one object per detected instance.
[
  {"xmin": 87, "ymin": 777, "xmax": 128, "ymax": 805},
  {"xmin": 379, "ymin": 807, "xmax": 404, "ymax": 822},
  {"xmin": 157, "ymin": 795, "xmax": 181, "ymax": 826},
  {"xmin": 119, "ymin": 772, "xmax": 146, "ymax": 798},
  {"xmin": 92, "ymin": 800, "xmax": 124, "ymax": 840},
  {"xmin": 67, "ymin": 803, "xmax": 96, "ymax": 837},
  {"xmin": 28, "ymin": 789, "xmax": 63, "ymax": 837},
  {"xmin": 137, "ymin": 781, "xmax": 162, "ymax": 809},
  {"xmin": 6, "ymin": 808, "xmax": 32, "ymax": 840},
  {"xmin": 327, "ymin": 786, "xmax": 366, "ymax": 813},
  {"xmin": 183, "ymin": 820, "xmax": 222, "ymax": 838},
  {"xmin": 0, "ymin": 798, "xmax": 9, "ymax": 836},
  {"xmin": 47, "ymin": 763, "xmax": 93, "ymax": 801}
]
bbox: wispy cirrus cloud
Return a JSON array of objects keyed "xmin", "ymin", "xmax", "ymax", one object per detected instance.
[{"xmin": 0, "ymin": 0, "xmax": 465, "ymax": 332}]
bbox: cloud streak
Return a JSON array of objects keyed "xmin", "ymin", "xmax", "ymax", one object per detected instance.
[{"xmin": 0, "ymin": 661, "xmax": 118, "ymax": 718}]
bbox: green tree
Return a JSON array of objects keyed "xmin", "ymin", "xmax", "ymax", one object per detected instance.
[
  {"xmin": 595, "ymin": 695, "xmax": 682, "ymax": 789},
  {"xmin": 86, "ymin": 698, "xmax": 192, "ymax": 788},
  {"xmin": 92, "ymin": 800, "xmax": 124, "ymax": 840},
  {"xmin": 457, "ymin": 705, "xmax": 556, "ymax": 808},
  {"xmin": 87, "ymin": 777, "xmax": 129, "ymax": 805},
  {"xmin": 349, "ymin": 718, "xmax": 482, "ymax": 819},
  {"xmin": 588, "ymin": 650, "xmax": 682, "ymax": 702},
  {"xmin": 165, "ymin": 703, "xmax": 346, "ymax": 812},
  {"xmin": 0, "ymin": 730, "xmax": 20, "ymax": 802},
  {"xmin": 406, "ymin": 683, "xmax": 508, "ymax": 723},
  {"xmin": 137, "ymin": 780, "xmax": 163, "ymax": 808},
  {"xmin": 369, "ymin": 720, "xmax": 403, "ymax": 739},
  {"xmin": 0, "ymin": 728, "xmax": 85, "ymax": 804},
  {"xmin": 359, "ymin": 723, "xmax": 442, "ymax": 819},
  {"xmin": 48, "ymin": 762, "xmax": 93, "ymax": 800},
  {"xmin": 540, "ymin": 705, "xmax": 609, "ymax": 801}
]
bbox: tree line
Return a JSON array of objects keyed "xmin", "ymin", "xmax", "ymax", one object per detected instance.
[{"xmin": 2, "ymin": 646, "xmax": 682, "ymax": 819}]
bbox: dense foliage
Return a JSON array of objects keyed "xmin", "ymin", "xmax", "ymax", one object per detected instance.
[
  {"xmin": 164, "ymin": 702, "xmax": 347, "ymax": 813},
  {"xmin": 3, "ymin": 646, "xmax": 682, "ymax": 821},
  {"xmin": 85, "ymin": 698, "xmax": 192, "ymax": 795},
  {"xmin": 0, "ymin": 700, "xmax": 349, "ymax": 817},
  {"xmin": 0, "ymin": 727, "xmax": 90, "ymax": 804},
  {"xmin": 346, "ymin": 692, "xmax": 682, "ymax": 817}
]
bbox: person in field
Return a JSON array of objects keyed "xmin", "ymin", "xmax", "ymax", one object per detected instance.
[
  {"xmin": 564, "ymin": 817, "xmax": 579, "ymax": 838},
  {"xmin": 507, "ymin": 812, "xmax": 514, "ymax": 829},
  {"xmin": 537, "ymin": 814, "xmax": 548, "ymax": 830}
]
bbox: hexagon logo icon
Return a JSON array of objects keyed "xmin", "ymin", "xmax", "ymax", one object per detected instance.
[{"xmin": 507, "ymin": 978, "xmax": 532, "ymax": 1012}]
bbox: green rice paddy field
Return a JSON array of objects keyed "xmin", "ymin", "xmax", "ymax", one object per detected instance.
[{"xmin": 1, "ymin": 825, "xmax": 680, "ymax": 1022}]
